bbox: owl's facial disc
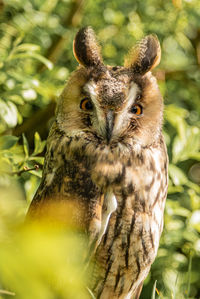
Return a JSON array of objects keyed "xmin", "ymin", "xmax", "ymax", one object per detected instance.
[
  {"xmin": 57, "ymin": 29, "xmax": 163, "ymax": 148},
  {"xmin": 84, "ymin": 78, "xmax": 140, "ymax": 142}
]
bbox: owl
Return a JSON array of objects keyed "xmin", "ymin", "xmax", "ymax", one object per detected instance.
[{"xmin": 27, "ymin": 27, "xmax": 168, "ymax": 299}]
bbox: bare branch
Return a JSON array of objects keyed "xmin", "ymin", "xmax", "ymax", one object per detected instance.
[
  {"xmin": 0, "ymin": 289, "xmax": 15, "ymax": 296},
  {"xmin": 3, "ymin": 165, "xmax": 39, "ymax": 177},
  {"xmin": 39, "ymin": 0, "xmax": 86, "ymax": 70}
]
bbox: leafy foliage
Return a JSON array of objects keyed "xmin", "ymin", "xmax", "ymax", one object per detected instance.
[{"xmin": 0, "ymin": 0, "xmax": 199, "ymax": 298}]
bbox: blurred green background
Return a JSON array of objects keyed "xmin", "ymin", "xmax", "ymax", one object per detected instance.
[{"xmin": 0, "ymin": 0, "xmax": 199, "ymax": 298}]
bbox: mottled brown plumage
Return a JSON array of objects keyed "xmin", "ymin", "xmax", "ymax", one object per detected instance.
[{"xmin": 27, "ymin": 27, "xmax": 168, "ymax": 299}]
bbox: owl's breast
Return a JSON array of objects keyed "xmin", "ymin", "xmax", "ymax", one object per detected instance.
[{"xmin": 89, "ymin": 145, "xmax": 168, "ymax": 298}]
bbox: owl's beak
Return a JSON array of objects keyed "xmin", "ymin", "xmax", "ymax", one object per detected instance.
[{"xmin": 106, "ymin": 110, "xmax": 114, "ymax": 143}]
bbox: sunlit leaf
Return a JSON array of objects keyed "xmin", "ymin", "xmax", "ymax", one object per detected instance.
[
  {"xmin": 169, "ymin": 164, "xmax": 188, "ymax": 186},
  {"xmin": 0, "ymin": 100, "xmax": 18, "ymax": 127},
  {"xmin": 0, "ymin": 188, "xmax": 89, "ymax": 299},
  {"xmin": 22, "ymin": 89, "xmax": 37, "ymax": 101},
  {"xmin": 29, "ymin": 169, "xmax": 42, "ymax": 178},
  {"xmin": 165, "ymin": 104, "xmax": 188, "ymax": 139},
  {"xmin": 32, "ymin": 132, "xmax": 46, "ymax": 156},
  {"xmin": 151, "ymin": 280, "xmax": 157, "ymax": 299},
  {"xmin": 11, "ymin": 53, "xmax": 53, "ymax": 70},
  {"xmin": 22, "ymin": 134, "xmax": 29, "ymax": 159},
  {"xmin": 29, "ymin": 157, "xmax": 44, "ymax": 164},
  {"xmin": 172, "ymin": 126, "xmax": 200, "ymax": 163},
  {"xmin": 8, "ymin": 95, "xmax": 24, "ymax": 105},
  {"xmin": 15, "ymin": 43, "xmax": 41, "ymax": 52},
  {"xmin": 190, "ymin": 211, "xmax": 200, "ymax": 232},
  {"xmin": 0, "ymin": 136, "xmax": 19, "ymax": 150}
]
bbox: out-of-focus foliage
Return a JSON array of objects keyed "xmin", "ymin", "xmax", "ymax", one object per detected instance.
[
  {"xmin": 0, "ymin": 0, "xmax": 199, "ymax": 298},
  {"xmin": 0, "ymin": 186, "xmax": 89, "ymax": 299}
]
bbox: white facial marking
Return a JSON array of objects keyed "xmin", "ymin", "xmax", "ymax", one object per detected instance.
[
  {"xmin": 84, "ymin": 81, "xmax": 139, "ymax": 139},
  {"xmin": 113, "ymin": 82, "xmax": 139, "ymax": 135},
  {"xmin": 84, "ymin": 80, "xmax": 97, "ymax": 99},
  {"xmin": 84, "ymin": 80, "xmax": 106, "ymax": 136}
]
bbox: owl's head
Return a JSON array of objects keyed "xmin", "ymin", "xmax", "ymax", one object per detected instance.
[{"xmin": 57, "ymin": 27, "xmax": 163, "ymax": 149}]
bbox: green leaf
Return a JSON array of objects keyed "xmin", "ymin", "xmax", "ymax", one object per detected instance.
[
  {"xmin": 188, "ymin": 153, "xmax": 200, "ymax": 161},
  {"xmin": 22, "ymin": 89, "xmax": 37, "ymax": 101},
  {"xmin": 190, "ymin": 210, "xmax": 200, "ymax": 232},
  {"xmin": 8, "ymin": 95, "xmax": 24, "ymax": 105},
  {"xmin": 4, "ymin": 144, "xmax": 24, "ymax": 164},
  {"xmin": 186, "ymin": 253, "xmax": 193, "ymax": 298},
  {"xmin": 29, "ymin": 169, "xmax": 42, "ymax": 178},
  {"xmin": 14, "ymin": 43, "xmax": 41, "ymax": 53},
  {"xmin": 10, "ymin": 53, "xmax": 53, "ymax": 70},
  {"xmin": 0, "ymin": 99, "xmax": 18, "ymax": 128},
  {"xmin": 167, "ymin": 185, "xmax": 184, "ymax": 194},
  {"xmin": 32, "ymin": 132, "xmax": 46, "ymax": 156},
  {"xmin": 187, "ymin": 181, "xmax": 200, "ymax": 194},
  {"xmin": 172, "ymin": 126, "xmax": 200, "ymax": 163},
  {"xmin": 22, "ymin": 134, "xmax": 29, "ymax": 159},
  {"xmin": 0, "ymin": 157, "xmax": 13, "ymax": 173},
  {"xmin": 29, "ymin": 157, "xmax": 44, "ymax": 164},
  {"xmin": 0, "ymin": 135, "xmax": 19, "ymax": 150},
  {"xmin": 86, "ymin": 288, "xmax": 96, "ymax": 299},
  {"xmin": 165, "ymin": 104, "xmax": 188, "ymax": 139},
  {"xmin": 169, "ymin": 164, "xmax": 188, "ymax": 186},
  {"xmin": 151, "ymin": 280, "xmax": 157, "ymax": 299},
  {"xmin": 172, "ymin": 207, "xmax": 191, "ymax": 218}
]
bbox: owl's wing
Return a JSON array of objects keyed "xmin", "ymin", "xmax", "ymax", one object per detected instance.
[
  {"xmin": 27, "ymin": 123, "xmax": 117, "ymax": 262},
  {"xmin": 26, "ymin": 124, "xmax": 61, "ymax": 219},
  {"xmin": 26, "ymin": 122, "xmax": 87, "ymax": 225},
  {"xmin": 27, "ymin": 124, "xmax": 109, "ymax": 239}
]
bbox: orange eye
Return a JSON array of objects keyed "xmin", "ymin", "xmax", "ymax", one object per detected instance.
[
  {"xmin": 80, "ymin": 98, "xmax": 93, "ymax": 111},
  {"xmin": 131, "ymin": 104, "xmax": 143, "ymax": 115}
]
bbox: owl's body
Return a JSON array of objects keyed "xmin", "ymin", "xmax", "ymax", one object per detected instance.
[{"xmin": 28, "ymin": 27, "xmax": 168, "ymax": 298}]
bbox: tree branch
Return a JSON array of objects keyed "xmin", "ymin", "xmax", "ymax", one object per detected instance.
[
  {"xmin": 39, "ymin": 0, "xmax": 86, "ymax": 70},
  {"xmin": 13, "ymin": 0, "xmax": 86, "ymax": 146},
  {"xmin": 0, "ymin": 289, "xmax": 15, "ymax": 296},
  {"xmin": 4, "ymin": 165, "xmax": 39, "ymax": 177}
]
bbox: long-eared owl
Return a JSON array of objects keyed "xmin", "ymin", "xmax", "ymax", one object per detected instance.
[{"xmin": 27, "ymin": 27, "xmax": 168, "ymax": 299}]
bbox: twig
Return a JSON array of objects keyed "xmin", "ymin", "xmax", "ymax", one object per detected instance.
[
  {"xmin": 86, "ymin": 287, "xmax": 96, "ymax": 299},
  {"xmin": 13, "ymin": 1, "xmax": 86, "ymax": 145},
  {"xmin": 39, "ymin": 0, "xmax": 86, "ymax": 70},
  {"xmin": 12, "ymin": 101, "xmax": 56, "ymax": 145},
  {"xmin": 172, "ymin": 273, "xmax": 178, "ymax": 299},
  {"xmin": 3, "ymin": 164, "xmax": 39, "ymax": 176},
  {"xmin": 186, "ymin": 251, "xmax": 193, "ymax": 299},
  {"xmin": 0, "ymin": 289, "xmax": 15, "ymax": 296}
]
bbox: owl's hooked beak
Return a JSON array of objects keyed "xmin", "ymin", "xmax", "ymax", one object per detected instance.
[{"xmin": 106, "ymin": 110, "xmax": 114, "ymax": 143}]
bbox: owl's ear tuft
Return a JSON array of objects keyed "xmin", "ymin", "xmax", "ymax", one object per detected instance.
[
  {"xmin": 124, "ymin": 35, "xmax": 161, "ymax": 75},
  {"xmin": 73, "ymin": 26, "xmax": 103, "ymax": 67}
]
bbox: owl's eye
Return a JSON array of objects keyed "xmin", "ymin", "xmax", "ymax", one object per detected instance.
[
  {"xmin": 131, "ymin": 104, "xmax": 143, "ymax": 115},
  {"xmin": 80, "ymin": 98, "xmax": 93, "ymax": 111}
]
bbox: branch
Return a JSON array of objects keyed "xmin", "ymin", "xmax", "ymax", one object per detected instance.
[
  {"xmin": 12, "ymin": 101, "xmax": 56, "ymax": 146},
  {"xmin": 13, "ymin": 0, "xmax": 86, "ymax": 145},
  {"xmin": 4, "ymin": 165, "xmax": 39, "ymax": 177},
  {"xmin": 0, "ymin": 289, "xmax": 15, "ymax": 296},
  {"xmin": 39, "ymin": 0, "xmax": 86, "ymax": 71}
]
